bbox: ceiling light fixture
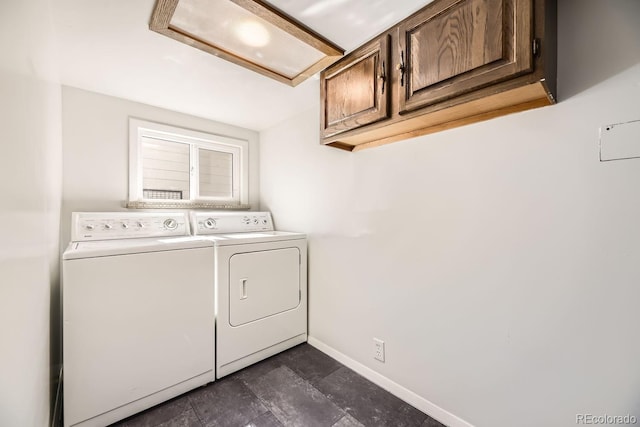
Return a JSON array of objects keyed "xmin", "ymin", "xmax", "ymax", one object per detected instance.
[
  {"xmin": 235, "ymin": 20, "xmax": 270, "ymax": 47},
  {"xmin": 150, "ymin": 0, "xmax": 344, "ymax": 86}
]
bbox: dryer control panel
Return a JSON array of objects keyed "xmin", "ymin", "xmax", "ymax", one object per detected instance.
[
  {"xmin": 190, "ymin": 212, "xmax": 274, "ymax": 235},
  {"xmin": 71, "ymin": 212, "xmax": 190, "ymax": 241}
]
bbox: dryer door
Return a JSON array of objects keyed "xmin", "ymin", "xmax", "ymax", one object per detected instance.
[{"xmin": 229, "ymin": 247, "xmax": 300, "ymax": 326}]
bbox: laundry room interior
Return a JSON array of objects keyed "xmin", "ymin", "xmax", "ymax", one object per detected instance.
[{"xmin": 2, "ymin": 1, "xmax": 640, "ymax": 427}]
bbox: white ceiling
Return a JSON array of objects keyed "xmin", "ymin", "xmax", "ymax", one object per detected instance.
[{"xmin": 53, "ymin": 0, "xmax": 428, "ymax": 131}]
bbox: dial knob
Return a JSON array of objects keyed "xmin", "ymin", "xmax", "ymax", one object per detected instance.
[
  {"xmin": 242, "ymin": 216, "xmax": 250, "ymax": 224},
  {"xmin": 204, "ymin": 218, "xmax": 217, "ymax": 229},
  {"xmin": 163, "ymin": 218, "xmax": 178, "ymax": 230},
  {"xmin": 85, "ymin": 224, "xmax": 95, "ymax": 231},
  {"xmin": 137, "ymin": 222, "xmax": 144, "ymax": 228},
  {"xmin": 253, "ymin": 218, "xmax": 259, "ymax": 225},
  {"xmin": 261, "ymin": 218, "xmax": 268, "ymax": 225},
  {"xmin": 121, "ymin": 223, "xmax": 129, "ymax": 229},
  {"xmin": 104, "ymin": 224, "xmax": 112, "ymax": 230}
]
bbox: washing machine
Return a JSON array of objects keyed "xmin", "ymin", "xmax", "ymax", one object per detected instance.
[
  {"xmin": 62, "ymin": 212, "xmax": 215, "ymax": 427},
  {"xmin": 190, "ymin": 211, "xmax": 307, "ymax": 378}
]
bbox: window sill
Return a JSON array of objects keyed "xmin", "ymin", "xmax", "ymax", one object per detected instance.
[{"xmin": 126, "ymin": 200, "xmax": 251, "ymax": 210}]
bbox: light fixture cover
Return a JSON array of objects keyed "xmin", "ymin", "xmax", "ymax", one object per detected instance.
[{"xmin": 150, "ymin": 0, "xmax": 344, "ymax": 86}]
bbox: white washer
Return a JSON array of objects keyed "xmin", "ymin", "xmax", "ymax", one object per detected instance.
[
  {"xmin": 62, "ymin": 212, "xmax": 215, "ymax": 427},
  {"xmin": 190, "ymin": 211, "xmax": 307, "ymax": 378}
]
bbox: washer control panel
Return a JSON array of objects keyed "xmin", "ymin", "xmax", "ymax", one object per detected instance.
[
  {"xmin": 71, "ymin": 212, "xmax": 190, "ymax": 241},
  {"xmin": 190, "ymin": 211, "xmax": 273, "ymax": 235}
]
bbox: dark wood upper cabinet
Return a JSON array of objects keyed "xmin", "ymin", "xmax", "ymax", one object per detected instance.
[
  {"xmin": 399, "ymin": 0, "xmax": 533, "ymax": 112},
  {"xmin": 320, "ymin": 0, "xmax": 556, "ymax": 151},
  {"xmin": 321, "ymin": 35, "xmax": 390, "ymax": 140}
]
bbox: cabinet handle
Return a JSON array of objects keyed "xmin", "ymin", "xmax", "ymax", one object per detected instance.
[
  {"xmin": 396, "ymin": 51, "xmax": 406, "ymax": 87},
  {"xmin": 379, "ymin": 60, "xmax": 386, "ymax": 95}
]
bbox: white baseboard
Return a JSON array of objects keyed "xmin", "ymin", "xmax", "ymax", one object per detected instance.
[{"xmin": 307, "ymin": 337, "xmax": 474, "ymax": 427}]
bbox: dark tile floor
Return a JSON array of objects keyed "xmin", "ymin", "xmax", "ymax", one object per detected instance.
[{"xmin": 111, "ymin": 344, "xmax": 446, "ymax": 427}]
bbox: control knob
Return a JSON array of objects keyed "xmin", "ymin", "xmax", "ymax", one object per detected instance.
[
  {"xmin": 104, "ymin": 224, "xmax": 113, "ymax": 230},
  {"xmin": 204, "ymin": 218, "xmax": 217, "ymax": 229},
  {"xmin": 163, "ymin": 218, "xmax": 178, "ymax": 230},
  {"xmin": 85, "ymin": 224, "xmax": 94, "ymax": 231}
]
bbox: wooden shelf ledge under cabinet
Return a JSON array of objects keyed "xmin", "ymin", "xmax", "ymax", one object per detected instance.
[{"xmin": 323, "ymin": 81, "xmax": 554, "ymax": 152}]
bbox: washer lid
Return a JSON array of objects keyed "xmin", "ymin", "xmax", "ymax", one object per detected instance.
[
  {"xmin": 202, "ymin": 231, "xmax": 306, "ymax": 246},
  {"xmin": 62, "ymin": 236, "xmax": 213, "ymax": 260}
]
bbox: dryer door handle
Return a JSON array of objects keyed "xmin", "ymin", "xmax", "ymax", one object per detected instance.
[{"xmin": 240, "ymin": 278, "xmax": 248, "ymax": 300}]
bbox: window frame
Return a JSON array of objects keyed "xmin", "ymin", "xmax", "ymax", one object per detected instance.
[{"xmin": 129, "ymin": 118, "xmax": 249, "ymax": 207}]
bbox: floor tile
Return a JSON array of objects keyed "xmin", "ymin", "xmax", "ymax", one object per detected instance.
[
  {"xmin": 317, "ymin": 367, "xmax": 427, "ymax": 427},
  {"xmin": 113, "ymin": 394, "xmax": 192, "ymax": 427},
  {"xmin": 246, "ymin": 411, "xmax": 283, "ymax": 427},
  {"xmin": 421, "ymin": 416, "xmax": 447, "ymax": 427},
  {"xmin": 246, "ymin": 365, "xmax": 346, "ymax": 427},
  {"xmin": 188, "ymin": 377, "xmax": 268, "ymax": 427},
  {"xmin": 235, "ymin": 351, "xmax": 289, "ymax": 386},
  {"xmin": 332, "ymin": 414, "xmax": 365, "ymax": 427},
  {"xmin": 103, "ymin": 344, "xmax": 434, "ymax": 427},
  {"xmin": 156, "ymin": 408, "xmax": 202, "ymax": 427},
  {"xmin": 280, "ymin": 344, "xmax": 343, "ymax": 387}
]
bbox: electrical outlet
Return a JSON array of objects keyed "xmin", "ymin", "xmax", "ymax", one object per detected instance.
[{"xmin": 373, "ymin": 338, "xmax": 385, "ymax": 362}]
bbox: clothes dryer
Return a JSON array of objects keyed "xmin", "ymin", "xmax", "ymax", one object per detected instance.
[{"xmin": 190, "ymin": 212, "xmax": 307, "ymax": 378}]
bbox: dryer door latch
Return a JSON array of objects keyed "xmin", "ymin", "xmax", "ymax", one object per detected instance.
[{"xmin": 240, "ymin": 278, "xmax": 248, "ymax": 300}]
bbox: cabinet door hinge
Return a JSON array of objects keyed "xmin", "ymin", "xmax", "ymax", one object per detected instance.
[{"xmin": 532, "ymin": 38, "xmax": 541, "ymax": 57}]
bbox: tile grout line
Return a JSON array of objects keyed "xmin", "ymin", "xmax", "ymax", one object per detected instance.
[
  {"xmin": 278, "ymin": 349, "xmax": 364, "ymax": 426},
  {"xmin": 245, "ymin": 364, "xmax": 348, "ymax": 427},
  {"xmin": 186, "ymin": 390, "xmax": 207, "ymax": 427},
  {"xmin": 312, "ymin": 366, "xmax": 365, "ymax": 426},
  {"xmin": 240, "ymin": 376, "xmax": 281, "ymax": 426},
  {"xmin": 284, "ymin": 365, "xmax": 349, "ymax": 426}
]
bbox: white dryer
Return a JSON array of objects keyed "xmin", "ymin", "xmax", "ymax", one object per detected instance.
[
  {"xmin": 190, "ymin": 212, "xmax": 307, "ymax": 378},
  {"xmin": 62, "ymin": 212, "xmax": 215, "ymax": 427}
]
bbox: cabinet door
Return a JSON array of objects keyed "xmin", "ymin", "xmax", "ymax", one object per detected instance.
[
  {"xmin": 321, "ymin": 35, "xmax": 390, "ymax": 138},
  {"xmin": 398, "ymin": 0, "xmax": 533, "ymax": 113}
]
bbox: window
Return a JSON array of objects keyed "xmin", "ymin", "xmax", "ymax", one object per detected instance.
[{"xmin": 129, "ymin": 118, "xmax": 248, "ymax": 208}]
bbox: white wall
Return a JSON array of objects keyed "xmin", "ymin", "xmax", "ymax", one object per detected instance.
[
  {"xmin": 0, "ymin": 0, "xmax": 62, "ymax": 426},
  {"xmin": 260, "ymin": 1, "xmax": 640, "ymax": 426},
  {"xmin": 61, "ymin": 86, "xmax": 260, "ymax": 248}
]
